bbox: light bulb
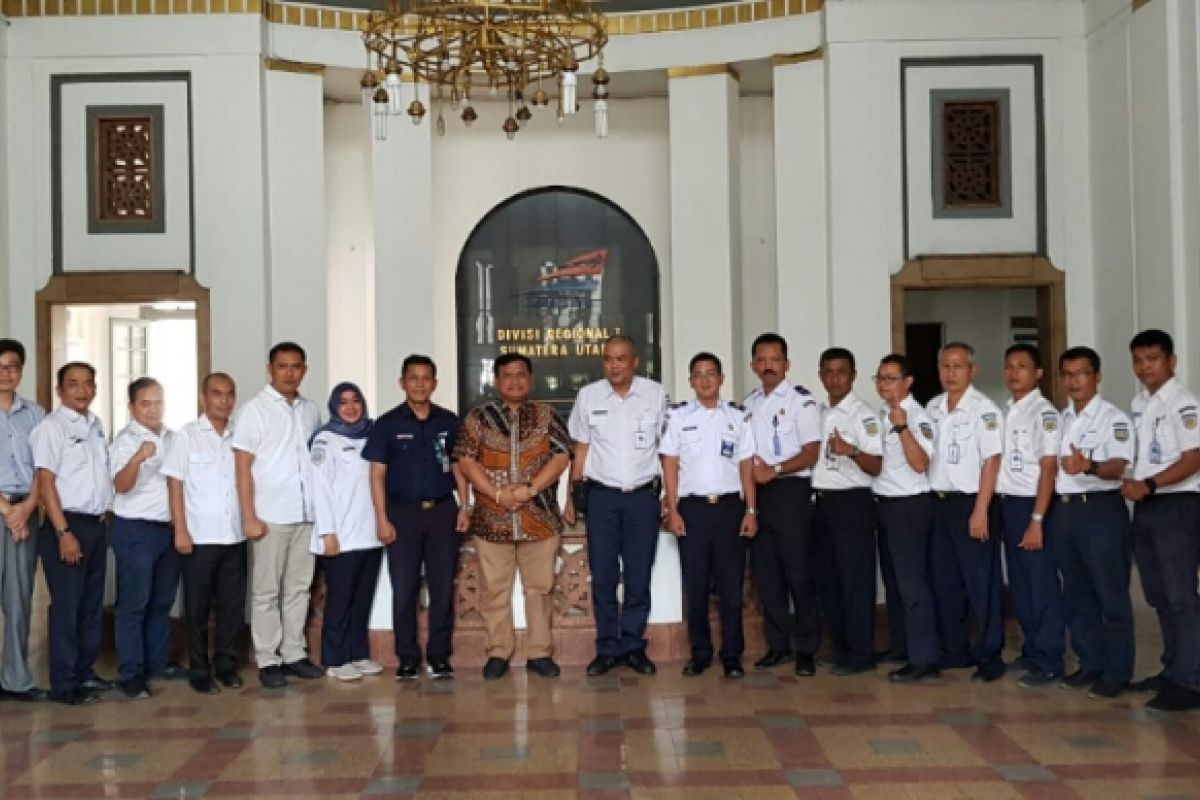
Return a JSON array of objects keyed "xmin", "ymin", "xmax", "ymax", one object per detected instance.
[
  {"xmin": 561, "ymin": 71, "xmax": 577, "ymax": 115},
  {"xmin": 594, "ymin": 98, "xmax": 608, "ymax": 138}
]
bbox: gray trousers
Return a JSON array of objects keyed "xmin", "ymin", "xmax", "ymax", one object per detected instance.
[
  {"xmin": 249, "ymin": 522, "xmax": 315, "ymax": 668},
  {"xmin": 0, "ymin": 518, "xmax": 38, "ymax": 691}
]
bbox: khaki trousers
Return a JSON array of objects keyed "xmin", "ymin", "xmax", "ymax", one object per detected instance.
[
  {"xmin": 249, "ymin": 522, "xmax": 315, "ymax": 667},
  {"xmin": 475, "ymin": 535, "xmax": 558, "ymax": 660}
]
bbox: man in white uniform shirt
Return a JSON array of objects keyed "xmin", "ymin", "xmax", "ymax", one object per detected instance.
[
  {"xmin": 872, "ymin": 354, "xmax": 940, "ymax": 684},
  {"xmin": 1121, "ymin": 329, "xmax": 1200, "ymax": 712},
  {"xmin": 927, "ymin": 342, "xmax": 1006, "ymax": 682},
  {"xmin": 232, "ymin": 342, "xmax": 322, "ymax": 688},
  {"xmin": 163, "ymin": 373, "xmax": 246, "ymax": 695},
  {"xmin": 565, "ymin": 335, "xmax": 666, "ymax": 677},
  {"xmin": 995, "ymin": 344, "xmax": 1064, "ymax": 689},
  {"xmin": 812, "ymin": 348, "xmax": 883, "ymax": 675},
  {"xmin": 32, "ymin": 362, "xmax": 114, "ymax": 705},
  {"xmin": 109, "ymin": 377, "xmax": 181, "ymax": 699},
  {"xmin": 743, "ymin": 333, "xmax": 821, "ymax": 676},
  {"xmin": 660, "ymin": 352, "xmax": 757, "ymax": 679},
  {"xmin": 1050, "ymin": 347, "xmax": 1135, "ymax": 700}
]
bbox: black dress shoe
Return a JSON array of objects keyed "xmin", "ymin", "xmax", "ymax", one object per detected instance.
[
  {"xmin": 1147, "ymin": 681, "xmax": 1200, "ymax": 712},
  {"xmin": 1017, "ymin": 670, "xmax": 1061, "ymax": 689},
  {"xmin": 754, "ymin": 649, "xmax": 793, "ymax": 670},
  {"xmin": 282, "ymin": 659, "xmax": 323, "ymax": 679},
  {"xmin": 889, "ymin": 664, "xmax": 941, "ymax": 684},
  {"xmin": 1132, "ymin": 672, "xmax": 1168, "ymax": 694},
  {"xmin": 396, "ymin": 660, "xmax": 420, "ymax": 681},
  {"xmin": 830, "ymin": 662, "xmax": 875, "ymax": 677},
  {"xmin": 971, "ymin": 663, "xmax": 1007, "ymax": 683},
  {"xmin": 527, "ymin": 657, "xmax": 561, "ymax": 678},
  {"xmin": 189, "ymin": 676, "xmax": 218, "ymax": 695},
  {"xmin": 795, "ymin": 654, "xmax": 816, "ymax": 677},
  {"xmin": 52, "ymin": 687, "xmax": 100, "ymax": 706},
  {"xmin": 0, "ymin": 687, "xmax": 49, "ymax": 702},
  {"xmin": 1059, "ymin": 669, "xmax": 1101, "ymax": 690},
  {"xmin": 427, "ymin": 659, "xmax": 454, "ymax": 680},
  {"xmin": 623, "ymin": 651, "xmax": 657, "ymax": 675},
  {"xmin": 80, "ymin": 676, "xmax": 114, "ymax": 692},
  {"xmin": 216, "ymin": 671, "xmax": 244, "ymax": 689},
  {"xmin": 587, "ymin": 656, "xmax": 620, "ymax": 677},
  {"xmin": 118, "ymin": 677, "xmax": 151, "ymax": 700},
  {"xmin": 259, "ymin": 666, "xmax": 287, "ymax": 689},
  {"xmin": 723, "ymin": 659, "xmax": 745, "ymax": 679},
  {"xmin": 152, "ymin": 663, "xmax": 188, "ymax": 681},
  {"xmin": 875, "ymin": 650, "xmax": 907, "ymax": 665},
  {"xmin": 682, "ymin": 658, "xmax": 711, "ymax": 677},
  {"xmin": 1088, "ymin": 680, "xmax": 1128, "ymax": 700},
  {"xmin": 482, "ymin": 657, "xmax": 509, "ymax": 680}
]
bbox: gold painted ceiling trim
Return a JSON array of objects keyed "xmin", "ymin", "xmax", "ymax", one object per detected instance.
[
  {"xmin": 264, "ymin": 57, "xmax": 325, "ymax": 74},
  {"xmin": 667, "ymin": 64, "xmax": 740, "ymax": 81},
  {"xmin": 770, "ymin": 47, "xmax": 822, "ymax": 67},
  {"xmin": 3, "ymin": 0, "xmax": 821, "ymax": 35}
]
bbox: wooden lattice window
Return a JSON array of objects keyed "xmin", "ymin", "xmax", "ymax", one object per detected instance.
[
  {"xmin": 96, "ymin": 116, "xmax": 156, "ymax": 223},
  {"xmin": 941, "ymin": 100, "xmax": 1001, "ymax": 208}
]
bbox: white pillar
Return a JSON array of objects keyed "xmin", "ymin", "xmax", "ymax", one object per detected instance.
[
  {"xmin": 264, "ymin": 65, "xmax": 328, "ymax": 394},
  {"xmin": 371, "ymin": 82, "xmax": 434, "ymax": 409},
  {"xmin": 667, "ymin": 66, "xmax": 741, "ymax": 398},
  {"xmin": 772, "ymin": 52, "xmax": 829, "ymax": 380}
]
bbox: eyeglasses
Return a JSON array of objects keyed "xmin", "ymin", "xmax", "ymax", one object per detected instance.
[
  {"xmin": 872, "ymin": 375, "xmax": 904, "ymax": 384},
  {"xmin": 0, "ymin": 363, "xmax": 22, "ymax": 374}
]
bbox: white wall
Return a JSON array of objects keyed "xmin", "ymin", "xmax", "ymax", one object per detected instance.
[
  {"xmin": 905, "ymin": 287, "xmax": 1037, "ymax": 404},
  {"xmin": 0, "ymin": 24, "xmax": 9, "ymax": 343}
]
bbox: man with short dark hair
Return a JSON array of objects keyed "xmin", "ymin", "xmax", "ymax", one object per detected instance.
[
  {"xmin": 0, "ymin": 339, "xmax": 47, "ymax": 702},
  {"xmin": 1051, "ymin": 347, "xmax": 1135, "ymax": 700},
  {"xmin": 1121, "ymin": 329, "xmax": 1200, "ymax": 712},
  {"xmin": 454, "ymin": 353, "xmax": 571, "ymax": 680},
  {"xmin": 232, "ymin": 342, "xmax": 323, "ymax": 688},
  {"xmin": 32, "ymin": 362, "xmax": 113, "ymax": 705},
  {"xmin": 743, "ymin": 333, "xmax": 821, "ymax": 676},
  {"xmin": 566, "ymin": 335, "xmax": 666, "ymax": 677},
  {"xmin": 365, "ymin": 355, "xmax": 469, "ymax": 681}
]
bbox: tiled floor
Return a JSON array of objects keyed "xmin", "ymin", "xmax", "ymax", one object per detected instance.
[{"xmin": 3, "ymin": 579, "xmax": 1199, "ymax": 798}]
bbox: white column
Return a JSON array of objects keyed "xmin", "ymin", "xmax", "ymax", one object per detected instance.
[
  {"xmin": 371, "ymin": 82, "xmax": 434, "ymax": 409},
  {"xmin": 772, "ymin": 52, "xmax": 829, "ymax": 378},
  {"xmin": 667, "ymin": 67, "xmax": 741, "ymax": 398},
  {"xmin": 264, "ymin": 66, "xmax": 328, "ymax": 394}
]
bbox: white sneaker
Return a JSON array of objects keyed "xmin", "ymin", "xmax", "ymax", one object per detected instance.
[
  {"xmin": 352, "ymin": 659, "xmax": 384, "ymax": 676},
  {"xmin": 326, "ymin": 664, "xmax": 362, "ymax": 682}
]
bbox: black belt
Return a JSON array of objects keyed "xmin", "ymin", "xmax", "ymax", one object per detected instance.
[
  {"xmin": 681, "ymin": 493, "xmax": 740, "ymax": 505},
  {"xmin": 815, "ymin": 487, "xmax": 872, "ymax": 498},
  {"xmin": 0, "ymin": 492, "xmax": 29, "ymax": 503},
  {"xmin": 934, "ymin": 491, "xmax": 974, "ymax": 499},
  {"xmin": 64, "ymin": 511, "xmax": 106, "ymax": 524},
  {"xmin": 592, "ymin": 478, "xmax": 661, "ymax": 495},
  {"xmin": 391, "ymin": 494, "xmax": 454, "ymax": 511},
  {"xmin": 114, "ymin": 516, "xmax": 172, "ymax": 528},
  {"xmin": 874, "ymin": 493, "xmax": 929, "ymax": 504},
  {"xmin": 1058, "ymin": 491, "xmax": 1119, "ymax": 505}
]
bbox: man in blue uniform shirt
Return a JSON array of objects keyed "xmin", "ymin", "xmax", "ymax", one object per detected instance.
[{"xmin": 365, "ymin": 355, "xmax": 469, "ymax": 681}]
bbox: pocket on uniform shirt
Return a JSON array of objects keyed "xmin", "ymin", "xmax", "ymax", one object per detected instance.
[{"xmin": 339, "ymin": 449, "xmax": 361, "ymax": 463}]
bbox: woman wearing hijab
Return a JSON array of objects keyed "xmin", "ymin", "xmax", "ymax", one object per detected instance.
[{"xmin": 311, "ymin": 382, "xmax": 384, "ymax": 681}]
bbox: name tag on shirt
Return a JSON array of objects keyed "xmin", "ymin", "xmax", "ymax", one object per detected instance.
[
  {"xmin": 635, "ymin": 430, "xmax": 650, "ymax": 450},
  {"xmin": 947, "ymin": 443, "xmax": 960, "ymax": 465},
  {"xmin": 720, "ymin": 439, "xmax": 735, "ymax": 459}
]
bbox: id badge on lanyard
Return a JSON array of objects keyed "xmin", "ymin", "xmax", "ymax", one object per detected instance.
[
  {"xmin": 1008, "ymin": 431, "xmax": 1024, "ymax": 473},
  {"xmin": 1149, "ymin": 417, "xmax": 1163, "ymax": 465}
]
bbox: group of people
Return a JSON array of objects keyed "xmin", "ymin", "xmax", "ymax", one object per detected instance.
[{"xmin": 0, "ymin": 327, "xmax": 1196, "ymax": 713}]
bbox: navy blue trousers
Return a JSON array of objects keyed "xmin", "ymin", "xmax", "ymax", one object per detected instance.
[
  {"xmin": 112, "ymin": 516, "xmax": 181, "ymax": 682},
  {"xmin": 876, "ymin": 493, "xmax": 938, "ymax": 667},
  {"xmin": 930, "ymin": 493, "xmax": 1004, "ymax": 669},
  {"xmin": 387, "ymin": 498, "xmax": 459, "ymax": 662},
  {"xmin": 678, "ymin": 495, "xmax": 746, "ymax": 662},
  {"xmin": 752, "ymin": 477, "xmax": 819, "ymax": 656},
  {"xmin": 998, "ymin": 496, "xmax": 1064, "ymax": 674},
  {"xmin": 586, "ymin": 484, "xmax": 661, "ymax": 658},
  {"xmin": 1048, "ymin": 492, "xmax": 1133, "ymax": 683},
  {"xmin": 814, "ymin": 488, "xmax": 877, "ymax": 668},
  {"xmin": 37, "ymin": 513, "xmax": 107, "ymax": 695},
  {"xmin": 1133, "ymin": 493, "xmax": 1200, "ymax": 688},
  {"xmin": 321, "ymin": 547, "xmax": 383, "ymax": 668}
]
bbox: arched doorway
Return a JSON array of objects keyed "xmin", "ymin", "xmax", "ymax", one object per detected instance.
[{"xmin": 455, "ymin": 187, "xmax": 661, "ymax": 416}]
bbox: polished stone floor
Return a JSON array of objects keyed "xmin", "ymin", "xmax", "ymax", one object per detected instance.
[{"xmin": 2, "ymin": 577, "xmax": 1198, "ymax": 799}]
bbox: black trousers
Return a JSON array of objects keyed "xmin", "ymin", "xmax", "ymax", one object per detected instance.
[
  {"xmin": 876, "ymin": 493, "xmax": 938, "ymax": 667},
  {"xmin": 751, "ymin": 477, "xmax": 819, "ymax": 655},
  {"xmin": 387, "ymin": 497, "xmax": 459, "ymax": 662},
  {"xmin": 678, "ymin": 495, "xmax": 746, "ymax": 662},
  {"xmin": 37, "ymin": 513, "xmax": 107, "ymax": 695},
  {"xmin": 180, "ymin": 542, "xmax": 247, "ymax": 679},
  {"xmin": 1133, "ymin": 493, "xmax": 1200, "ymax": 688},
  {"xmin": 321, "ymin": 548, "xmax": 383, "ymax": 668},
  {"xmin": 930, "ymin": 493, "xmax": 1004, "ymax": 670},
  {"xmin": 813, "ymin": 488, "xmax": 877, "ymax": 668},
  {"xmin": 586, "ymin": 483, "xmax": 661, "ymax": 658}
]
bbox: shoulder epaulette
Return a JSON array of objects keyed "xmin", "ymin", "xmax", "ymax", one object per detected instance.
[
  {"xmin": 727, "ymin": 401, "xmax": 745, "ymax": 411},
  {"xmin": 669, "ymin": 400, "xmax": 688, "ymax": 410},
  {"xmin": 794, "ymin": 385, "xmax": 812, "ymax": 396}
]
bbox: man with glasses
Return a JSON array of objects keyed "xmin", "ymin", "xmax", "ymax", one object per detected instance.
[
  {"xmin": 0, "ymin": 340, "xmax": 47, "ymax": 702},
  {"xmin": 927, "ymin": 342, "xmax": 1006, "ymax": 682},
  {"xmin": 1050, "ymin": 346, "xmax": 1134, "ymax": 700},
  {"xmin": 1121, "ymin": 329, "xmax": 1200, "ymax": 712},
  {"xmin": 872, "ymin": 354, "xmax": 940, "ymax": 683}
]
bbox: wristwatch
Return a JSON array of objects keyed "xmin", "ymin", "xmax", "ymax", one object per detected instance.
[
  {"xmin": 772, "ymin": 463, "xmax": 782, "ymax": 475},
  {"xmin": 1144, "ymin": 477, "xmax": 1159, "ymax": 495},
  {"xmin": 745, "ymin": 507, "xmax": 758, "ymax": 516},
  {"xmin": 55, "ymin": 528, "xmax": 72, "ymax": 538},
  {"xmin": 1031, "ymin": 512, "xmax": 1045, "ymax": 523},
  {"xmin": 1085, "ymin": 459, "xmax": 1100, "ymax": 476},
  {"xmin": 893, "ymin": 424, "xmax": 908, "ymax": 434}
]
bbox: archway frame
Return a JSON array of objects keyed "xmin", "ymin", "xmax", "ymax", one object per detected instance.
[
  {"xmin": 890, "ymin": 253, "xmax": 1067, "ymax": 406},
  {"xmin": 35, "ymin": 271, "xmax": 211, "ymax": 411}
]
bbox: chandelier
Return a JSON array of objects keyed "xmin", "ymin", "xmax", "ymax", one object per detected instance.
[{"xmin": 361, "ymin": 0, "xmax": 611, "ymax": 141}]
